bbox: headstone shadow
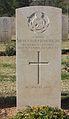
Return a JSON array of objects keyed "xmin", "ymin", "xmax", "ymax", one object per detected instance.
[
  {"xmin": 0, "ymin": 96, "xmax": 69, "ymax": 110},
  {"xmin": 61, "ymin": 97, "xmax": 69, "ymax": 110},
  {"xmin": 0, "ymin": 96, "xmax": 16, "ymax": 108}
]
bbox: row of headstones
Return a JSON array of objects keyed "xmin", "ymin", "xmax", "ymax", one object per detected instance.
[{"xmin": 0, "ymin": 15, "xmax": 68, "ymax": 41}]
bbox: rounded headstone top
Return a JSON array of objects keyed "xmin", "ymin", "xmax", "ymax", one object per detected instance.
[{"xmin": 16, "ymin": 6, "xmax": 62, "ymax": 12}]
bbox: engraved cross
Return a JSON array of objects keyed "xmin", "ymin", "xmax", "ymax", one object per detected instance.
[{"xmin": 29, "ymin": 51, "xmax": 49, "ymax": 84}]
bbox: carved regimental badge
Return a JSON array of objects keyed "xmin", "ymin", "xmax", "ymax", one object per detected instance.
[{"xmin": 28, "ymin": 11, "xmax": 50, "ymax": 33}]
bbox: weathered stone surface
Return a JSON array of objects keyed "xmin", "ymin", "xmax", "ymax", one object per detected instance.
[
  {"xmin": 16, "ymin": 6, "xmax": 62, "ymax": 110},
  {"xmin": 62, "ymin": 15, "xmax": 68, "ymax": 41},
  {"xmin": 0, "ymin": 17, "xmax": 15, "ymax": 41}
]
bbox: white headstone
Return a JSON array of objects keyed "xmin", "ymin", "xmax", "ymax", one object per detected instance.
[
  {"xmin": 62, "ymin": 15, "xmax": 68, "ymax": 40},
  {"xmin": 16, "ymin": 6, "xmax": 62, "ymax": 110},
  {"xmin": 11, "ymin": 17, "xmax": 16, "ymax": 40},
  {"xmin": 0, "ymin": 17, "xmax": 15, "ymax": 41}
]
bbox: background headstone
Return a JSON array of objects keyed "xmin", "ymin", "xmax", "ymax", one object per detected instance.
[
  {"xmin": 68, "ymin": 17, "xmax": 69, "ymax": 39},
  {"xmin": 11, "ymin": 17, "xmax": 16, "ymax": 40},
  {"xmin": 0, "ymin": 17, "xmax": 15, "ymax": 41},
  {"xmin": 62, "ymin": 15, "xmax": 68, "ymax": 41},
  {"xmin": 16, "ymin": 6, "xmax": 62, "ymax": 110}
]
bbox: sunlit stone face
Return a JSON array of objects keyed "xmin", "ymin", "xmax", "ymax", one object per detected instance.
[{"xmin": 16, "ymin": 6, "xmax": 62, "ymax": 110}]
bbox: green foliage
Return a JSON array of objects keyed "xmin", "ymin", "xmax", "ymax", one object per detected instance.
[
  {"xmin": 0, "ymin": 0, "xmax": 15, "ymax": 16},
  {"xmin": 0, "ymin": 0, "xmax": 68, "ymax": 16},
  {"xmin": 5, "ymin": 42, "xmax": 16, "ymax": 56},
  {"xmin": 30, "ymin": 0, "xmax": 68, "ymax": 13},
  {"xmin": 15, "ymin": 0, "xmax": 32, "ymax": 8},
  {"xmin": 0, "ymin": 0, "xmax": 32, "ymax": 16},
  {"xmin": 31, "ymin": 0, "xmax": 62, "ymax": 6},
  {"xmin": 10, "ymin": 106, "xmax": 69, "ymax": 119}
]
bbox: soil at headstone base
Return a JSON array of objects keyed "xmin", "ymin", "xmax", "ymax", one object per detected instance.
[{"xmin": 0, "ymin": 107, "xmax": 16, "ymax": 119}]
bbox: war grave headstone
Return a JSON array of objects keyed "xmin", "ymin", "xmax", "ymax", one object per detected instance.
[
  {"xmin": 16, "ymin": 6, "xmax": 62, "ymax": 110},
  {"xmin": 68, "ymin": 17, "xmax": 69, "ymax": 39},
  {"xmin": 0, "ymin": 17, "xmax": 15, "ymax": 41},
  {"xmin": 11, "ymin": 17, "xmax": 16, "ymax": 40},
  {"xmin": 0, "ymin": 17, "xmax": 11, "ymax": 41},
  {"xmin": 62, "ymin": 15, "xmax": 68, "ymax": 40}
]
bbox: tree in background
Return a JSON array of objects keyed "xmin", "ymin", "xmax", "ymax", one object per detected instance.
[
  {"xmin": 0, "ymin": 0, "xmax": 32, "ymax": 16},
  {"xmin": 30, "ymin": 0, "xmax": 68, "ymax": 13},
  {"xmin": 15, "ymin": 0, "xmax": 32, "ymax": 8},
  {"xmin": 30, "ymin": 0, "xmax": 63, "ymax": 6},
  {"xmin": 0, "ymin": 0, "xmax": 15, "ymax": 16},
  {"xmin": 0, "ymin": 0, "xmax": 68, "ymax": 16}
]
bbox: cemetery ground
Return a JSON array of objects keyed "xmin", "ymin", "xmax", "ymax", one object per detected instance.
[{"xmin": 0, "ymin": 42, "xmax": 68, "ymax": 118}]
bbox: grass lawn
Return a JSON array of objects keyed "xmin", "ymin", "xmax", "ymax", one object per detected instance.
[
  {"xmin": 61, "ymin": 72, "xmax": 69, "ymax": 80},
  {"xmin": 61, "ymin": 55, "xmax": 69, "ymax": 80},
  {"xmin": 0, "ymin": 56, "xmax": 16, "ymax": 97},
  {"xmin": 0, "ymin": 42, "xmax": 8, "ymax": 51}
]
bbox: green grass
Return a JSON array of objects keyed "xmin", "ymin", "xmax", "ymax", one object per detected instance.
[
  {"xmin": 61, "ymin": 56, "xmax": 69, "ymax": 65},
  {"xmin": 0, "ymin": 56, "xmax": 16, "ymax": 96},
  {"xmin": 0, "ymin": 41, "xmax": 16, "ymax": 51},
  {"xmin": 0, "ymin": 75, "xmax": 16, "ymax": 82},
  {"xmin": 61, "ymin": 72, "xmax": 69, "ymax": 80},
  {"xmin": 0, "ymin": 42, "xmax": 7, "ymax": 51},
  {"xmin": 62, "ymin": 61, "xmax": 69, "ymax": 66},
  {"xmin": 0, "ymin": 63, "xmax": 15, "ymax": 69},
  {"xmin": 0, "ymin": 56, "xmax": 16, "ymax": 82},
  {"xmin": 61, "ymin": 55, "xmax": 69, "ymax": 80}
]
